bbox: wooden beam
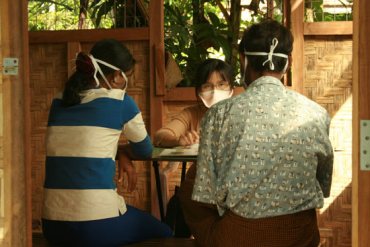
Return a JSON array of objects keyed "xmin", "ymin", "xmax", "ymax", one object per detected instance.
[
  {"xmin": 29, "ymin": 28, "xmax": 149, "ymax": 43},
  {"xmin": 304, "ymin": 21, "xmax": 353, "ymax": 36},
  {"xmin": 163, "ymin": 88, "xmax": 197, "ymax": 102},
  {"xmin": 289, "ymin": 0, "xmax": 304, "ymax": 93},
  {"xmin": 353, "ymin": 0, "xmax": 370, "ymax": 246},
  {"xmin": 0, "ymin": 0, "xmax": 30, "ymax": 245},
  {"xmin": 149, "ymin": 0, "xmax": 164, "ymax": 219}
]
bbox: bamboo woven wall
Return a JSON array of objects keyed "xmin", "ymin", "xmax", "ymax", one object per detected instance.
[
  {"xmin": 304, "ymin": 36, "xmax": 353, "ymax": 247},
  {"xmin": 30, "ymin": 41, "xmax": 151, "ymax": 232}
]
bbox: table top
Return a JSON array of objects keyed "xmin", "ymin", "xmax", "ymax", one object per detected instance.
[{"xmin": 150, "ymin": 147, "xmax": 197, "ymax": 162}]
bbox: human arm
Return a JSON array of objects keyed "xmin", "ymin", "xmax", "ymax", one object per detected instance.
[
  {"xmin": 121, "ymin": 96, "xmax": 153, "ymax": 159},
  {"xmin": 154, "ymin": 106, "xmax": 201, "ymax": 147},
  {"xmin": 316, "ymin": 113, "xmax": 334, "ymax": 198},
  {"xmin": 191, "ymin": 110, "xmax": 218, "ymax": 206},
  {"xmin": 117, "ymin": 144, "xmax": 137, "ymax": 192},
  {"xmin": 154, "ymin": 128, "xmax": 199, "ymax": 147}
]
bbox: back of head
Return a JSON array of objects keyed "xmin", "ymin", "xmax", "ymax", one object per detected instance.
[
  {"xmin": 238, "ymin": 20, "xmax": 293, "ymax": 73},
  {"xmin": 62, "ymin": 39, "xmax": 135, "ymax": 107},
  {"xmin": 193, "ymin": 58, "xmax": 234, "ymax": 95},
  {"xmin": 90, "ymin": 39, "xmax": 135, "ymax": 75}
]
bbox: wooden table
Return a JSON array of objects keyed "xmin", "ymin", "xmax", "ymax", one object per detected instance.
[{"xmin": 148, "ymin": 148, "xmax": 197, "ymax": 221}]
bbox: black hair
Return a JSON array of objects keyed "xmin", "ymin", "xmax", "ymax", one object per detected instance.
[
  {"xmin": 62, "ymin": 39, "xmax": 135, "ymax": 107},
  {"xmin": 238, "ymin": 20, "xmax": 293, "ymax": 73},
  {"xmin": 193, "ymin": 58, "xmax": 234, "ymax": 95}
]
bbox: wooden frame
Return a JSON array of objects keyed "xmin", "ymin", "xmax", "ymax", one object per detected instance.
[
  {"xmin": 0, "ymin": 0, "xmax": 31, "ymax": 246},
  {"xmin": 352, "ymin": 1, "xmax": 370, "ymax": 246},
  {"xmin": 304, "ymin": 21, "xmax": 353, "ymax": 35},
  {"xmin": 29, "ymin": 28, "xmax": 149, "ymax": 43}
]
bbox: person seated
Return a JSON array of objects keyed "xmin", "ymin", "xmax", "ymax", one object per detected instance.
[
  {"xmin": 42, "ymin": 39, "xmax": 172, "ymax": 247},
  {"xmin": 154, "ymin": 58, "xmax": 236, "ymax": 148},
  {"xmin": 152, "ymin": 58, "xmax": 236, "ymax": 225},
  {"xmin": 178, "ymin": 20, "xmax": 334, "ymax": 247}
]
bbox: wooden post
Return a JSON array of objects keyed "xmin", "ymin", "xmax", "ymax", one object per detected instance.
[
  {"xmin": 289, "ymin": 0, "xmax": 304, "ymax": 93},
  {"xmin": 149, "ymin": 0, "xmax": 164, "ymax": 219},
  {"xmin": 0, "ymin": 0, "xmax": 31, "ymax": 245},
  {"xmin": 353, "ymin": 0, "xmax": 370, "ymax": 246}
]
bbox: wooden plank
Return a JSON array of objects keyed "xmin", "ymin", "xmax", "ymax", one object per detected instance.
[
  {"xmin": 304, "ymin": 21, "xmax": 353, "ymax": 36},
  {"xmin": 154, "ymin": 46, "xmax": 165, "ymax": 96},
  {"xmin": 353, "ymin": 1, "xmax": 370, "ymax": 246},
  {"xmin": 29, "ymin": 28, "xmax": 149, "ymax": 43},
  {"xmin": 164, "ymin": 88, "xmax": 197, "ymax": 102},
  {"xmin": 22, "ymin": 0, "xmax": 33, "ymax": 244},
  {"xmin": 149, "ymin": 0, "xmax": 164, "ymax": 219},
  {"xmin": 0, "ymin": 0, "xmax": 31, "ymax": 245},
  {"xmin": 290, "ymin": 0, "xmax": 304, "ymax": 93}
]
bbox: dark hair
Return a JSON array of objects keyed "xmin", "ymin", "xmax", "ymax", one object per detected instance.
[
  {"xmin": 62, "ymin": 39, "xmax": 135, "ymax": 107},
  {"xmin": 238, "ymin": 20, "xmax": 293, "ymax": 73},
  {"xmin": 193, "ymin": 58, "xmax": 234, "ymax": 95}
]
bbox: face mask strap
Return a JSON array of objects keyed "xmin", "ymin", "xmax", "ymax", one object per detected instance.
[
  {"xmin": 244, "ymin": 37, "xmax": 288, "ymax": 71},
  {"xmin": 89, "ymin": 55, "xmax": 128, "ymax": 90}
]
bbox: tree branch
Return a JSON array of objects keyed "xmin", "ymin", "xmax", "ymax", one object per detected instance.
[
  {"xmin": 30, "ymin": 0, "xmax": 74, "ymax": 11},
  {"xmin": 215, "ymin": 0, "xmax": 230, "ymax": 24}
]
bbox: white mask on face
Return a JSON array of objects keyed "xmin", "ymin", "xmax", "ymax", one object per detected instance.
[
  {"xmin": 199, "ymin": 89, "xmax": 233, "ymax": 108},
  {"xmin": 89, "ymin": 54, "xmax": 128, "ymax": 90}
]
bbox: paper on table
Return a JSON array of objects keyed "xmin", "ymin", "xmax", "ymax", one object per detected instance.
[{"xmin": 158, "ymin": 143, "xmax": 199, "ymax": 156}]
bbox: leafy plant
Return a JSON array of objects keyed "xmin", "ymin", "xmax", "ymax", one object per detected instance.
[{"xmin": 164, "ymin": 0, "xmax": 237, "ymax": 86}]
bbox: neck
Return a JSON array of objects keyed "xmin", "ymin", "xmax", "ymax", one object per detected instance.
[{"xmin": 261, "ymin": 70, "xmax": 284, "ymax": 80}]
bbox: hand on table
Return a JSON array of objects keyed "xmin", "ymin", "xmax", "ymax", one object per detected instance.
[{"xmin": 178, "ymin": 130, "xmax": 199, "ymax": 146}]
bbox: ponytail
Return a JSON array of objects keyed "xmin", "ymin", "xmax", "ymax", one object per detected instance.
[{"xmin": 62, "ymin": 53, "xmax": 95, "ymax": 107}]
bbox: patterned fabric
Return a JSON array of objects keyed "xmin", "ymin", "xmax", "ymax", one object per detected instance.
[
  {"xmin": 192, "ymin": 76, "xmax": 333, "ymax": 219},
  {"xmin": 153, "ymin": 104, "xmax": 206, "ymax": 146},
  {"xmin": 43, "ymin": 88, "xmax": 152, "ymax": 221}
]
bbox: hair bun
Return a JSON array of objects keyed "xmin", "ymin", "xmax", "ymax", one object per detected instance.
[{"xmin": 76, "ymin": 52, "xmax": 95, "ymax": 76}]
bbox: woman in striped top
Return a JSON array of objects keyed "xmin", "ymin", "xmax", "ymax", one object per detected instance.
[{"xmin": 42, "ymin": 39, "xmax": 172, "ymax": 247}]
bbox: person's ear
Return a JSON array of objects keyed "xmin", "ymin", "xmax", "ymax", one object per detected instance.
[
  {"xmin": 113, "ymin": 70, "xmax": 123, "ymax": 83},
  {"xmin": 239, "ymin": 53, "xmax": 246, "ymax": 71}
]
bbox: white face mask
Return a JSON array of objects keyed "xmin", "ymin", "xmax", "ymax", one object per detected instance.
[
  {"xmin": 199, "ymin": 89, "xmax": 233, "ymax": 108},
  {"xmin": 89, "ymin": 55, "xmax": 128, "ymax": 90}
]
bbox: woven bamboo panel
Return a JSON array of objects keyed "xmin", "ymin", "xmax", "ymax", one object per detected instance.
[
  {"xmin": 30, "ymin": 41, "xmax": 151, "ymax": 232},
  {"xmin": 304, "ymin": 37, "xmax": 353, "ymax": 247}
]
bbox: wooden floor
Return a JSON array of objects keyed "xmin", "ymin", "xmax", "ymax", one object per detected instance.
[{"xmin": 32, "ymin": 233, "xmax": 196, "ymax": 247}]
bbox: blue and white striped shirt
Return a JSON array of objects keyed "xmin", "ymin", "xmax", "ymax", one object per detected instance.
[{"xmin": 43, "ymin": 88, "xmax": 152, "ymax": 221}]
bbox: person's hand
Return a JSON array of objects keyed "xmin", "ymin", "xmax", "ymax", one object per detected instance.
[
  {"xmin": 118, "ymin": 152, "xmax": 137, "ymax": 192},
  {"xmin": 178, "ymin": 130, "xmax": 199, "ymax": 146}
]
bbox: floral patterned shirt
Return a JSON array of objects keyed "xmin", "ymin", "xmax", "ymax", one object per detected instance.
[{"xmin": 192, "ymin": 76, "xmax": 333, "ymax": 219}]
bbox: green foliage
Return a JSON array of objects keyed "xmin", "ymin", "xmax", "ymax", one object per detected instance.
[
  {"xmin": 28, "ymin": 0, "xmax": 80, "ymax": 30},
  {"xmin": 27, "ymin": 0, "xmax": 284, "ymax": 86},
  {"xmin": 164, "ymin": 0, "xmax": 234, "ymax": 86},
  {"xmin": 306, "ymin": 0, "xmax": 352, "ymax": 22}
]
